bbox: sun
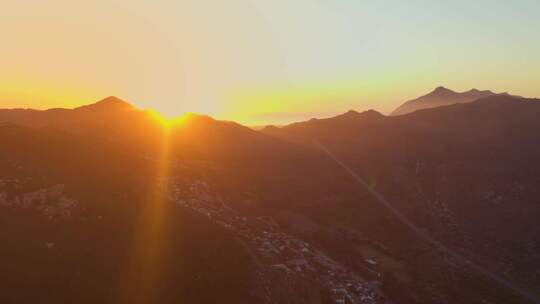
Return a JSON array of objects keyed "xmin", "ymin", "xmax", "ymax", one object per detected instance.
[{"xmin": 148, "ymin": 110, "xmax": 193, "ymax": 129}]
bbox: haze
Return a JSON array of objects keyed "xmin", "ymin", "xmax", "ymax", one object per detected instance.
[{"xmin": 1, "ymin": 0, "xmax": 539, "ymax": 125}]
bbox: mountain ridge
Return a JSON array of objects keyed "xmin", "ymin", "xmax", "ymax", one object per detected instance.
[
  {"xmin": 2, "ymin": 93, "xmax": 540, "ymax": 304},
  {"xmin": 391, "ymin": 86, "xmax": 521, "ymax": 116}
]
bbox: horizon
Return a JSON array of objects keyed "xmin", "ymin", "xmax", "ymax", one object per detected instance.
[
  {"xmin": 1, "ymin": 0, "xmax": 540, "ymax": 125},
  {"xmin": 0, "ymin": 85, "xmax": 530, "ymax": 127}
]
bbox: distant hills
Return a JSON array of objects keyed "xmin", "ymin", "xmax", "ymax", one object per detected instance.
[{"xmin": 391, "ymin": 86, "xmax": 520, "ymax": 115}]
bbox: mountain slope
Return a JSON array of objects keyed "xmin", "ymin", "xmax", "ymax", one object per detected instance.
[
  {"xmin": 0, "ymin": 97, "xmax": 309, "ymax": 162},
  {"xmin": 0, "ymin": 98, "xmax": 347, "ymax": 214},
  {"xmin": 0, "ymin": 125, "xmax": 257, "ymax": 304},
  {"xmin": 262, "ymin": 95, "xmax": 540, "ymax": 304},
  {"xmin": 3, "ymin": 96, "xmax": 540, "ymax": 303},
  {"xmin": 0, "ymin": 100, "xmax": 368, "ymax": 303}
]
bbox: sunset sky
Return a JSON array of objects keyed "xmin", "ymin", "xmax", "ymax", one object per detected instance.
[{"xmin": 1, "ymin": 0, "xmax": 539, "ymax": 125}]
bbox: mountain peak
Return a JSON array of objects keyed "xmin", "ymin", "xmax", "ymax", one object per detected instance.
[
  {"xmin": 363, "ymin": 109, "xmax": 383, "ymax": 115},
  {"xmin": 337, "ymin": 109, "xmax": 383, "ymax": 121},
  {"xmin": 466, "ymin": 88, "xmax": 494, "ymax": 95},
  {"xmin": 94, "ymin": 96, "xmax": 133, "ymax": 108},
  {"xmin": 261, "ymin": 125, "xmax": 281, "ymax": 132},
  {"xmin": 344, "ymin": 109, "xmax": 360, "ymax": 116},
  {"xmin": 431, "ymin": 86, "xmax": 456, "ymax": 95},
  {"xmin": 391, "ymin": 86, "xmax": 508, "ymax": 116},
  {"xmin": 75, "ymin": 96, "xmax": 135, "ymax": 112}
]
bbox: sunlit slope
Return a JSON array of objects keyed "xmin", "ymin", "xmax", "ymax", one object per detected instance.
[
  {"xmin": 0, "ymin": 97, "xmax": 352, "ymax": 212},
  {"xmin": 0, "ymin": 96, "xmax": 311, "ymax": 160}
]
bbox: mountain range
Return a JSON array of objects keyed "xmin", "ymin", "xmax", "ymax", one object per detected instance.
[
  {"xmin": 1, "ymin": 89, "xmax": 539, "ymax": 304},
  {"xmin": 391, "ymin": 86, "xmax": 521, "ymax": 115}
]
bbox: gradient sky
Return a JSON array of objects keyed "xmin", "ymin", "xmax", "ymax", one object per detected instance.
[{"xmin": 1, "ymin": 0, "xmax": 539, "ymax": 125}]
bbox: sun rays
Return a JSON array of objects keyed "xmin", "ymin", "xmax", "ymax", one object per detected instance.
[
  {"xmin": 148, "ymin": 110, "xmax": 193, "ymax": 130},
  {"xmin": 119, "ymin": 113, "xmax": 178, "ymax": 303}
]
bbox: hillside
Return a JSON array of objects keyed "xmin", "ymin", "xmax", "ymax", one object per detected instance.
[
  {"xmin": 263, "ymin": 95, "xmax": 540, "ymax": 303},
  {"xmin": 0, "ymin": 102, "xmax": 384, "ymax": 304},
  {"xmin": 2, "ymin": 96, "xmax": 540, "ymax": 304},
  {"xmin": 0, "ymin": 125, "xmax": 259, "ymax": 304}
]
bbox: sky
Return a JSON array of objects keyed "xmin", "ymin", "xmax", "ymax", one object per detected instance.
[{"xmin": 1, "ymin": 0, "xmax": 539, "ymax": 125}]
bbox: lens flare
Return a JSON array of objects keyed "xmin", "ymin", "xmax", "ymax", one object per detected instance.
[
  {"xmin": 149, "ymin": 110, "xmax": 193, "ymax": 129},
  {"xmin": 118, "ymin": 117, "xmax": 176, "ymax": 303}
]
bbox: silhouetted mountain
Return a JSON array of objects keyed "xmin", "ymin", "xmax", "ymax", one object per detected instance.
[
  {"xmin": 263, "ymin": 95, "xmax": 540, "ymax": 303},
  {"xmin": 74, "ymin": 96, "xmax": 135, "ymax": 112},
  {"xmin": 3, "ymin": 95, "xmax": 540, "ymax": 304},
  {"xmin": 262, "ymin": 109, "xmax": 386, "ymax": 144},
  {"xmin": 0, "ymin": 98, "xmax": 297, "ymax": 160},
  {"xmin": 0, "ymin": 96, "xmax": 136, "ymax": 128},
  {"xmin": 0, "ymin": 105, "xmax": 376, "ymax": 304},
  {"xmin": 391, "ymin": 86, "xmax": 519, "ymax": 115},
  {"xmin": 0, "ymin": 99, "xmax": 339, "ymax": 208}
]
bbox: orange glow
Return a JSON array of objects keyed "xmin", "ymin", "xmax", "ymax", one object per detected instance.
[
  {"xmin": 119, "ymin": 118, "xmax": 175, "ymax": 303},
  {"xmin": 148, "ymin": 110, "xmax": 193, "ymax": 129}
]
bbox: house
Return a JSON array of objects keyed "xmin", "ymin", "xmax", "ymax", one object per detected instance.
[
  {"xmin": 271, "ymin": 264, "xmax": 290, "ymax": 273},
  {"xmin": 365, "ymin": 258, "xmax": 377, "ymax": 265}
]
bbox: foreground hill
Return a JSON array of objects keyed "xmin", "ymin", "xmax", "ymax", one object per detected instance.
[
  {"xmin": 263, "ymin": 95, "xmax": 540, "ymax": 303},
  {"xmin": 0, "ymin": 125, "xmax": 258, "ymax": 304},
  {"xmin": 391, "ymin": 86, "xmax": 519, "ymax": 115}
]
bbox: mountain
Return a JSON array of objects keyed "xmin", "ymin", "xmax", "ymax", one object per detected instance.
[
  {"xmin": 262, "ymin": 109, "xmax": 386, "ymax": 145},
  {"xmin": 0, "ymin": 96, "xmax": 135, "ymax": 127},
  {"xmin": 0, "ymin": 125, "xmax": 257, "ymax": 304},
  {"xmin": 3, "ymin": 95, "xmax": 540, "ymax": 304},
  {"xmin": 391, "ymin": 86, "xmax": 519, "ymax": 115},
  {"xmin": 0, "ymin": 97, "xmax": 303, "ymax": 164},
  {"xmin": 262, "ymin": 95, "xmax": 540, "ymax": 303},
  {"xmin": 0, "ymin": 98, "xmax": 340, "ymax": 208},
  {"xmin": 73, "ymin": 96, "xmax": 135, "ymax": 112},
  {"xmin": 0, "ymin": 99, "xmax": 367, "ymax": 303}
]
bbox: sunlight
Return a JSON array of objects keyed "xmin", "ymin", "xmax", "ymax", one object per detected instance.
[
  {"xmin": 148, "ymin": 110, "xmax": 193, "ymax": 129},
  {"xmin": 119, "ymin": 114, "xmax": 176, "ymax": 303}
]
